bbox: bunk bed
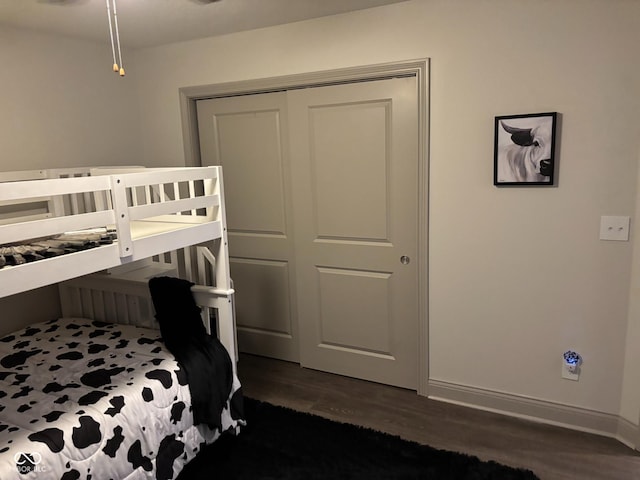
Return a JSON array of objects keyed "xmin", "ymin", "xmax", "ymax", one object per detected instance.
[{"xmin": 0, "ymin": 166, "xmax": 243, "ymax": 479}]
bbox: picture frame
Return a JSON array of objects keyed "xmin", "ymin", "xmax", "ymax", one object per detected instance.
[{"xmin": 494, "ymin": 111, "xmax": 557, "ymax": 186}]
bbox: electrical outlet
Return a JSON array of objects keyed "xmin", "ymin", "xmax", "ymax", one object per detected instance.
[
  {"xmin": 562, "ymin": 350, "xmax": 581, "ymax": 381},
  {"xmin": 562, "ymin": 364, "xmax": 579, "ymax": 381}
]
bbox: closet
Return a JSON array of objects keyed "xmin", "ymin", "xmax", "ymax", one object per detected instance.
[{"xmin": 196, "ymin": 76, "xmax": 419, "ymax": 389}]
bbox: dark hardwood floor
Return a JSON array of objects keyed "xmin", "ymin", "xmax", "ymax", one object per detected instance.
[{"xmin": 237, "ymin": 354, "xmax": 640, "ymax": 480}]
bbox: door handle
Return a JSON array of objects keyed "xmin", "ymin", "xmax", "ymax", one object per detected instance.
[{"xmin": 400, "ymin": 255, "xmax": 410, "ymax": 265}]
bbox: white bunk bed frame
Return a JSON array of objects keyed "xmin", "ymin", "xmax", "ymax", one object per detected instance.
[{"xmin": 0, "ymin": 165, "xmax": 237, "ymax": 369}]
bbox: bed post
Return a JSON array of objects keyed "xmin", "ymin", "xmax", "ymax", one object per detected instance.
[
  {"xmin": 211, "ymin": 167, "xmax": 231, "ymax": 292},
  {"xmin": 209, "ymin": 167, "xmax": 238, "ymax": 372}
]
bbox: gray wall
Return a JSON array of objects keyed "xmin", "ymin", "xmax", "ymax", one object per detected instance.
[
  {"xmin": 2, "ymin": 0, "xmax": 639, "ymax": 438},
  {"xmin": 129, "ymin": 0, "xmax": 640, "ymax": 426},
  {"xmin": 0, "ymin": 27, "xmax": 141, "ymax": 334}
]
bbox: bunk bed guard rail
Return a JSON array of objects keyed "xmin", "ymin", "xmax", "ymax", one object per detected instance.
[{"xmin": 0, "ymin": 166, "xmax": 229, "ymax": 299}]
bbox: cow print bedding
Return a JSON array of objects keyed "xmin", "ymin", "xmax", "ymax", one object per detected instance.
[{"xmin": 0, "ymin": 317, "xmax": 244, "ymax": 480}]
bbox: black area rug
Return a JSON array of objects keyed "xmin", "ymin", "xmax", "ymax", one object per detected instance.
[{"xmin": 178, "ymin": 397, "xmax": 540, "ymax": 480}]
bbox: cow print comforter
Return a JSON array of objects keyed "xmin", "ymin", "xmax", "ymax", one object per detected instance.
[{"xmin": 0, "ymin": 318, "xmax": 244, "ymax": 480}]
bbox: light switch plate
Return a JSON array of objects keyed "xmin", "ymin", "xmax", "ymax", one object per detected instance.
[{"xmin": 600, "ymin": 216, "xmax": 630, "ymax": 241}]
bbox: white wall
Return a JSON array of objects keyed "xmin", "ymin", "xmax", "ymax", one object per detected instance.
[
  {"xmin": 621, "ymin": 152, "xmax": 640, "ymax": 426},
  {"xmin": 0, "ymin": 27, "xmax": 141, "ymax": 335},
  {"xmin": 0, "ymin": 287, "xmax": 62, "ymax": 337},
  {"xmin": 131, "ymin": 0, "xmax": 640, "ymax": 424},
  {"xmin": 0, "ymin": 27, "xmax": 141, "ymax": 170},
  {"xmin": 2, "ymin": 0, "xmax": 639, "ymax": 438}
]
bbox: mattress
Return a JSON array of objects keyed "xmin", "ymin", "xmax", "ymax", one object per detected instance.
[{"xmin": 0, "ymin": 317, "xmax": 244, "ymax": 480}]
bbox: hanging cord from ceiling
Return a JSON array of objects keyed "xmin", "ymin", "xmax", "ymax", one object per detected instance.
[{"xmin": 105, "ymin": 0, "xmax": 125, "ymax": 77}]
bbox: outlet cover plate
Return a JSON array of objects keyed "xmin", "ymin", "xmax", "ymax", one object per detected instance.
[{"xmin": 562, "ymin": 365, "xmax": 579, "ymax": 381}]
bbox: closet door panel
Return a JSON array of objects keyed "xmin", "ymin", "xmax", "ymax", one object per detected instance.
[
  {"xmin": 288, "ymin": 77, "xmax": 419, "ymax": 389},
  {"xmin": 197, "ymin": 93, "xmax": 299, "ymax": 362}
]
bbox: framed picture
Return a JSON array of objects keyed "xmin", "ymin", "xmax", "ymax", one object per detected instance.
[{"xmin": 494, "ymin": 112, "xmax": 557, "ymax": 186}]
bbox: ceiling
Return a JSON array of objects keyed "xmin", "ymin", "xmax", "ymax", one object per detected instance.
[{"xmin": 0, "ymin": 0, "xmax": 408, "ymax": 49}]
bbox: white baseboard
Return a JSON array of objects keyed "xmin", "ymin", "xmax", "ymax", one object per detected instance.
[
  {"xmin": 617, "ymin": 416, "xmax": 640, "ymax": 450},
  {"xmin": 428, "ymin": 379, "xmax": 639, "ymax": 450}
]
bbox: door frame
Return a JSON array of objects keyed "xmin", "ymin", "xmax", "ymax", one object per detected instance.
[{"xmin": 179, "ymin": 59, "xmax": 430, "ymax": 396}]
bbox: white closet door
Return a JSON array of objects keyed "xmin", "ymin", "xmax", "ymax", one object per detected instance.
[
  {"xmin": 288, "ymin": 76, "xmax": 419, "ymax": 389},
  {"xmin": 197, "ymin": 92, "xmax": 300, "ymax": 362},
  {"xmin": 197, "ymin": 76, "xmax": 420, "ymax": 389}
]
